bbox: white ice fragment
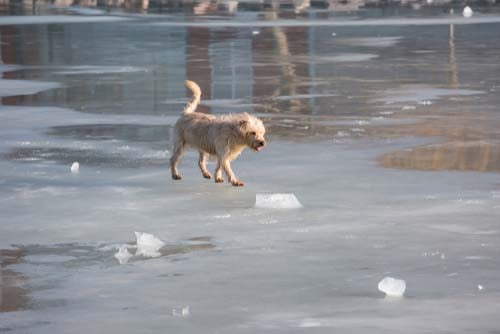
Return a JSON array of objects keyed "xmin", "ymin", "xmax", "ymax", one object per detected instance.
[
  {"xmin": 378, "ymin": 277, "xmax": 406, "ymax": 297},
  {"xmin": 331, "ymin": 32, "xmax": 337, "ymax": 37},
  {"xmin": 214, "ymin": 213, "xmax": 231, "ymax": 219},
  {"xmin": 402, "ymin": 105, "xmax": 416, "ymax": 111},
  {"xmin": 478, "ymin": 284, "xmax": 484, "ymax": 290},
  {"xmin": 418, "ymin": 100, "xmax": 433, "ymax": 106},
  {"xmin": 255, "ymin": 193, "xmax": 303, "ymax": 209},
  {"xmin": 252, "ymin": 30, "xmax": 260, "ymax": 35},
  {"xmin": 70, "ymin": 162, "xmax": 79, "ymax": 173},
  {"xmin": 114, "ymin": 246, "xmax": 133, "ymax": 264},
  {"xmin": 463, "ymin": 6, "xmax": 473, "ymax": 18},
  {"xmin": 172, "ymin": 306, "xmax": 190, "ymax": 317},
  {"xmin": 134, "ymin": 232, "xmax": 166, "ymax": 258},
  {"xmin": 335, "ymin": 131, "xmax": 350, "ymax": 138},
  {"xmin": 440, "ymin": 253, "xmax": 446, "ymax": 260}
]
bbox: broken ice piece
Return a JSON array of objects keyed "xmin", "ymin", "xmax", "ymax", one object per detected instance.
[
  {"xmin": 478, "ymin": 284, "xmax": 484, "ymax": 291},
  {"xmin": 378, "ymin": 277, "xmax": 406, "ymax": 297},
  {"xmin": 134, "ymin": 232, "xmax": 166, "ymax": 258},
  {"xmin": 71, "ymin": 162, "xmax": 79, "ymax": 173},
  {"xmin": 401, "ymin": 105, "xmax": 416, "ymax": 111},
  {"xmin": 255, "ymin": 193, "xmax": 303, "ymax": 209},
  {"xmin": 463, "ymin": 6, "xmax": 473, "ymax": 18},
  {"xmin": 173, "ymin": 306, "xmax": 190, "ymax": 317},
  {"xmin": 252, "ymin": 30, "xmax": 260, "ymax": 35},
  {"xmin": 114, "ymin": 246, "xmax": 133, "ymax": 264}
]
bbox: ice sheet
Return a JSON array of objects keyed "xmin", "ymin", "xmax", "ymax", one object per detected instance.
[
  {"xmin": 0, "ymin": 79, "xmax": 60, "ymax": 97},
  {"xmin": 1, "ymin": 5, "xmax": 500, "ymax": 334},
  {"xmin": 150, "ymin": 16, "xmax": 500, "ymax": 27},
  {"xmin": 0, "ymin": 15, "xmax": 131, "ymax": 25},
  {"xmin": 54, "ymin": 66, "xmax": 149, "ymax": 75}
]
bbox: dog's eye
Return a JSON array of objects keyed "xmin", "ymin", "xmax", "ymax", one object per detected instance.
[{"xmin": 249, "ymin": 131, "xmax": 256, "ymax": 136}]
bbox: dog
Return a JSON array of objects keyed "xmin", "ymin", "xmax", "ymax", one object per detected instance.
[{"xmin": 170, "ymin": 80, "xmax": 266, "ymax": 187}]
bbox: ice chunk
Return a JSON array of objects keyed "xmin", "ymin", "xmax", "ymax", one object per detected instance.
[
  {"xmin": 252, "ymin": 30, "xmax": 260, "ymax": 35},
  {"xmin": 134, "ymin": 232, "xmax": 165, "ymax": 258},
  {"xmin": 463, "ymin": 6, "xmax": 473, "ymax": 18},
  {"xmin": 478, "ymin": 284, "xmax": 484, "ymax": 290},
  {"xmin": 378, "ymin": 277, "xmax": 406, "ymax": 297},
  {"xmin": 114, "ymin": 246, "xmax": 133, "ymax": 264},
  {"xmin": 172, "ymin": 306, "xmax": 190, "ymax": 317},
  {"xmin": 255, "ymin": 193, "xmax": 303, "ymax": 209},
  {"xmin": 71, "ymin": 162, "xmax": 80, "ymax": 173}
]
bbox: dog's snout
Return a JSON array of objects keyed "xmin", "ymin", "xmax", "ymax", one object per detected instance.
[{"xmin": 258, "ymin": 140, "xmax": 265, "ymax": 147}]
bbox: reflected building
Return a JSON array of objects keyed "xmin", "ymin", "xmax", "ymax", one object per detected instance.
[{"xmin": 0, "ymin": 249, "xmax": 27, "ymax": 313}]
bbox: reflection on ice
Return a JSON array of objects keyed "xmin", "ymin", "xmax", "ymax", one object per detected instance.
[
  {"xmin": 376, "ymin": 85, "xmax": 484, "ymax": 103},
  {"xmin": 337, "ymin": 36, "xmax": 402, "ymax": 47},
  {"xmin": 114, "ymin": 245, "xmax": 133, "ymax": 264}
]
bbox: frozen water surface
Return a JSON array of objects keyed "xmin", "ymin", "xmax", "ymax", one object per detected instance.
[{"xmin": 1, "ymin": 1, "xmax": 500, "ymax": 333}]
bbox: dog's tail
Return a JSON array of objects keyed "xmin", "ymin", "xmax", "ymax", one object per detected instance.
[{"xmin": 183, "ymin": 80, "xmax": 201, "ymax": 114}]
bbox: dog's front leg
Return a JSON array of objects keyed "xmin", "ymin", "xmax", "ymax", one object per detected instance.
[{"xmin": 222, "ymin": 159, "xmax": 244, "ymax": 187}]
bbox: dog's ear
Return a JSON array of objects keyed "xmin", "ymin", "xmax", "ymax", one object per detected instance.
[{"xmin": 239, "ymin": 120, "xmax": 249, "ymax": 131}]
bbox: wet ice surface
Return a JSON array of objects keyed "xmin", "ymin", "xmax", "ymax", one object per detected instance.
[{"xmin": 1, "ymin": 2, "xmax": 500, "ymax": 333}]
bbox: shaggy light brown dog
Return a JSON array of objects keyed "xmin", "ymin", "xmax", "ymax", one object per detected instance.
[{"xmin": 170, "ymin": 80, "xmax": 266, "ymax": 187}]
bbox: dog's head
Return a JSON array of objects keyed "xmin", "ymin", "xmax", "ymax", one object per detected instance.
[{"xmin": 239, "ymin": 113, "xmax": 266, "ymax": 152}]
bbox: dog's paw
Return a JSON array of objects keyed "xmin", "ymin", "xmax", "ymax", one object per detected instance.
[
  {"xmin": 215, "ymin": 177, "xmax": 224, "ymax": 183},
  {"xmin": 172, "ymin": 174, "xmax": 182, "ymax": 180},
  {"xmin": 231, "ymin": 180, "xmax": 245, "ymax": 187},
  {"xmin": 202, "ymin": 172, "xmax": 212, "ymax": 179}
]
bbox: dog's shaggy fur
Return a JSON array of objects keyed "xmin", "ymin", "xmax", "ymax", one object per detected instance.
[{"xmin": 170, "ymin": 80, "xmax": 266, "ymax": 186}]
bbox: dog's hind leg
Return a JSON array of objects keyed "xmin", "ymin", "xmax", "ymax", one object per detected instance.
[
  {"xmin": 198, "ymin": 151, "xmax": 212, "ymax": 179},
  {"xmin": 170, "ymin": 140, "xmax": 185, "ymax": 180},
  {"xmin": 214, "ymin": 159, "xmax": 224, "ymax": 183}
]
